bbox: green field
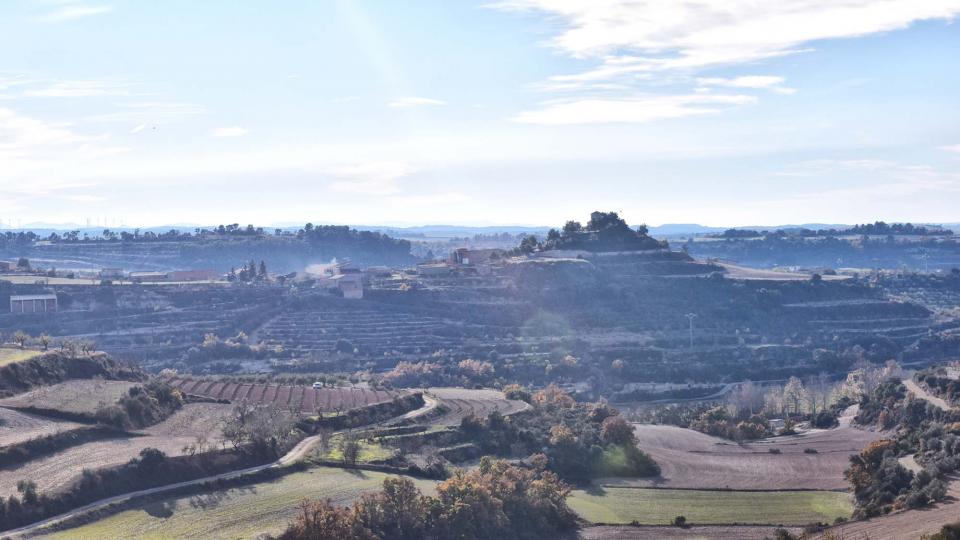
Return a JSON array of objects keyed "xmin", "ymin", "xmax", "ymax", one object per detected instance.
[
  {"xmin": 568, "ymin": 487, "xmax": 853, "ymax": 526},
  {"xmin": 0, "ymin": 347, "xmax": 40, "ymax": 366},
  {"xmin": 39, "ymin": 467, "xmax": 437, "ymax": 540}
]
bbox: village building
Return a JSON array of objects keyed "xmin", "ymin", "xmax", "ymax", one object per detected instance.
[
  {"xmin": 450, "ymin": 248, "xmax": 502, "ymax": 266},
  {"xmin": 332, "ymin": 271, "xmax": 364, "ymax": 299},
  {"xmin": 128, "ymin": 271, "xmax": 168, "ymax": 282},
  {"xmin": 0, "ymin": 261, "xmax": 12, "ymax": 272},
  {"xmin": 10, "ymin": 294, "xmax": 57, "ymax": 314}
]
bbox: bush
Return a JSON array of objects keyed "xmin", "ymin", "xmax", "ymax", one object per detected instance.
[
  {"xmin": 671, "ymin": 515, "xmax": 687, "ymax": 528},
  {"xmin": 769, "ymin": 448, "xmax": 782, "ymax": 454},
  {"xmin": 804, "ymin": 448, "xmax": 818, "ymax": 454}
]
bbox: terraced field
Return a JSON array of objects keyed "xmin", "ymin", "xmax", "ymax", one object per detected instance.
[
  {"xmin": 163, "ymin": 377, "xmax": 406, "ymax": 413},
  {"xmin": 37, "ymin": 467, "xmax": 437, "ymax": 539},
  {"xmin": 0, "ymin": 380, "xmax": 139, "ymax": 417},
  {"xmin": 0, "ymin": 403, "xmax": 233, "ymax": 498},
  {"xmin": 255, "ymin": 307, "xmax": 501, "ymax": 359},
  {"xmin": 581, "ymin": 525, "xmax": 802, "ymax": 539},
  {"xmin": 569, "ymin": 487, "xmax": 852, "ymax": 526},
  {"xmin": 0, "ymin": 408, "xmax": 83, "ymax": 447},
  {"xmin": 620, "ymin": 406, "xmax": 881, "ymax": 490},
  {"xmin": 424, "ymin": 387, "xmax": 531, "ymax": 426}
]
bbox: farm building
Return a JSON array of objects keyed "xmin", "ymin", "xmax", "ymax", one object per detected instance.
[
  {"xmin": 0, "ymin": 261, "xmax": 11, "ymax": 272},
  {"xmin": 332, "ymin": 271, "xmax": 364, "ymax": 299},
  {"xmin": 167, "ymin": 269, "xmax": 220, "ymax": 281},
  {"xmin": 10, "ymin": 294, "xmax": 57, "ymax": 314},
  {"xmin": 450, "ymin": 248, "xmax": 503, "ymax": 266}
]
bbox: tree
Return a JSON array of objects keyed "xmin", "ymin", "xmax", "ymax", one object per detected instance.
[
  {"xmin": 340, "ymin": 434, "xmax": 361, "ymax": 466},
  {"xmin": 38, "ymin": 333, "xmax": 51, "ymax": 351},
  {"xmin": 783, "ymin": 377, "xmax": 806, "ymax": 415},
  {"xmin": 601, "ymin": 416, "xmax": 636, "ymax": 446},
  {"xmin": 258, "ymin": 260, "xmax": 267, "ymax": 279},
  {"xmin": 15, "ymin": 258, "xmax": 29, "ymax": 270},
  {"xmin": 11, "ymin": 331, "xmax": 29, "ymax": 349}
]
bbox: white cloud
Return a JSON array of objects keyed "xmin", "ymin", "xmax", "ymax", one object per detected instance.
[
  {"xmin": 129, "ymin": 124, "xmax": 146, "ymax": 134},
  {"xmin": 387, "ymin": 97, "xmax": 446, "ymax": 108},
  {"xmin": 211, "ymin": 126, "xmax": 249, "ymax": 137},
  {"xmin": 492, "ymin": 1, "xmax": 960, "ymax": 72},
  {"xmin": 697, "ymin": 75, "xmax": 796, "ymax": 94},
  {"xmin": 39, "ymin": 3, "xmax": 112, "ymax": 22},
  {"xmin": 941, "ymin": 144, "xmax": 960, "ymax": 153},
  {"xmin": 515, "ymin": 93, "xmax": 756, "ymax": 125}
]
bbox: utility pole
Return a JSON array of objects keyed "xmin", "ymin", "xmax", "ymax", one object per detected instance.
[{"xmin": 685, "ymin": 313, "xmax": 698, "ymax": 348}]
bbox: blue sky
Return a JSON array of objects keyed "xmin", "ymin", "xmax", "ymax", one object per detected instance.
[{"xmin": 1, "ymin": 0, "xmax": 958, "ymax": 228}]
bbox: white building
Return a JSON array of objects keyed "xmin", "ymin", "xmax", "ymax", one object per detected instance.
[{"xmin": 10, "ymin": 294, "xmax": 58, "ymax": 314}]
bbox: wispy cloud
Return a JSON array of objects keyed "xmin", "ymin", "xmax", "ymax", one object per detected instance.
[
  {"xmin": 24, "ymin": 80, "xmax": 131, "ymax": 97},
  {"xmin": 129, "ymin": 124, "xmax": 146, "ymax": 134},
  {"xmin": 492, "ymin": 1, "xmax": 960, "ymax": 123},
  {"xmin": 697, "ymin": 76, "xmax": 796, "ymax": 95},
  {"xmin": 211, "ymin": 126, "xmax": 249, "ymax": 137},
  {"xmin": 387, "ymin": 97, "xmax": 446, "ymax": 108},
  {"xmin": 38, "ymin": 3, "xmax": 112, "ymax": 23},
  {"xmin": 515, "ymin": 94, "xmax": 756, "ymax": 125},
  {"xmin": 941, "ymin": 144, "xmax": 960, "ymax": 154}
]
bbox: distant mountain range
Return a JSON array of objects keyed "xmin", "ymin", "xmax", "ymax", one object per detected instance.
[{"xmin": 3, "ymin": 222, "xmax": 957, "ymax": 239}]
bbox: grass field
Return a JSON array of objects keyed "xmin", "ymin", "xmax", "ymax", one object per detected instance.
[
  {"xmin": 39, "ymin": 467, "xmax": 437, "ymax": 540},
  {"xmin": 568, "ymin": 487, "xmax": 852, "ymax": 526},
  {"xmin": 0, "ymin": 347, "xmax": 40, "ymax": 366}
]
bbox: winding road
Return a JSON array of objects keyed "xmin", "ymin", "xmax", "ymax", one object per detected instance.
[{"xmin": 1, "ymin": 394, "xmax": 437, "ymax": 539}]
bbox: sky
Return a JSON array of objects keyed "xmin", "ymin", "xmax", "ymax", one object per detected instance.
[{"xmin": 1, "ymin": 0, "xmax": 959, "ymax": 228}]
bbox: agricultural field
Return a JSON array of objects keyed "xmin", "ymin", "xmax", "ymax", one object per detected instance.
[
  {"xmin": 37, "ymin": 467, "xmax": 437, "ymax": 540},
  {"xmin": 618, "ymin": 407, "xmax": 881, "ymax": 490},
  {"xmin": 423, "ymin": 387, "xmax": 530, "ymax": 426},
  {"xmin": 0, "ymin": 347, "xmax": 41, "ymax": 367},
  {"xmin": 568, "ymin": 487, "xmax": 852, "ymax": 526},
  {"xmin": 163, "ymin": 377, "xmax": 407, "ymax": 413},
  {"xmin": 0, "ymin": 408, "xmax": 82, "ymax": 447},
  {"xmin": 0, "ymin": 380, "xmax": 139, "ymax": 417},
  {"xmin": 0, "ymin": 404, "xmax": 233, "ymax": 498}
]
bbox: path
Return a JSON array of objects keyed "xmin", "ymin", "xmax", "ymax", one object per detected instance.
[
  {"xmin": 1, "ymin": 393, "xmax": 436, "ymax": 538},
  {"xmin": 904, "ymin": 378, "xmax": 953, "ymax": 411}
]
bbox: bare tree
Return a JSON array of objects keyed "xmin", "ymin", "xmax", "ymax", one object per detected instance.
[{"xmin": 12, "ymin": 331, "xmax": 29, "ymax": 349}]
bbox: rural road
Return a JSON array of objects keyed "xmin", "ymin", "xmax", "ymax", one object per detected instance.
[{"xmin": 1, "ymin": 394, "xmax": 437, "ymax": 539}]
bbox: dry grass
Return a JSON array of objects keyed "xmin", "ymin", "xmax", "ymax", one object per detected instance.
[
  {"xmin": 0, "ymin": 404, "xmax": 233, "ymax": 498},
  {"xmin": 0, "ymin": 347, "xmax": 41, "ymax": 367},
  {"xmin": 0, "ymin": 380, "xmax": 139, "ymax": 417},
  {"xmin": 580, "ymin": 525, "xmax": 803, "ymax": 539},
  {"xmin": 0, "ymin": 408, "xmax": 83, "ymax": 447}
]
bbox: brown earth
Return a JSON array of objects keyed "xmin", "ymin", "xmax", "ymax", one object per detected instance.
[
  {"xmin": 616, "ymin": 406, "xmax": 881, "ymax": 490},
  {"xmin": 0, "ymin": 408, "xmax": 83, "ymax": 447},
  {"xmin": 579, "ymin": 525, "xmax": 802, "ymax": 539}
]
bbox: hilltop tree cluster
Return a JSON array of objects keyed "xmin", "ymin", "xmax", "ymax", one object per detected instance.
[{"xmin": 516, "ymin": 211, "xmax": 667, "ymax": 254}]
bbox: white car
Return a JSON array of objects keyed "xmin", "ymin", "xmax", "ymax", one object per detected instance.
[{"xmin": 312, "ymin": 382, "xmax": 323, "ymax": 389}]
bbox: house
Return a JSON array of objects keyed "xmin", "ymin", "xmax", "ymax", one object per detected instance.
[
  {"xmin": 0, "ymin": 261, "xmax": 11, "ymax": 272},
  {"xmin": 331, "ymin": 272, "xmax": 364, "ymax": 299},
  {"xmin": 167, "ymin": 269, "xmax": 221, "ymax": 282},
  {"xmin": 10, "ymin": 294, "xmax": 57, "ymax": 314}
]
